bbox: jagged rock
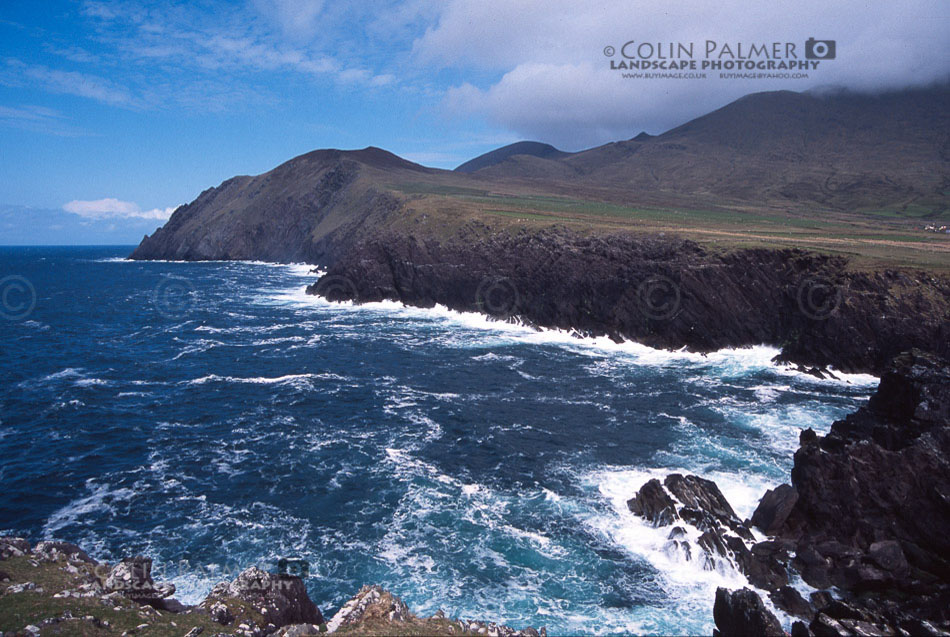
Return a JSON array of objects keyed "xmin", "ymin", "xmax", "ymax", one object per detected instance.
[
  {"xmin": 751, "ymin": 484, "xmax": 799, "ymax": 535},
  {"xmin": 626, "ymin": 479, "xmax": 677, "ymax": 526},
  {"xmin": 103, "ymin": 556, "xmax": 183, "ymax": 613},
  {"xmin": 326, "ymin": 585, "xmax": 545, "ymax": 636},
  {"xmin": 769, "ymin": 586, "xmax": 814, "ymax": 619},
  {"xmin": 779, "ymin": 350, "xmax": 950, "ymax": 605},
  {"xmin": 32, "ymin": 540, "xmax": 94, "ymax": 564},
  {"xmin": 810, "ymin": 613, "xmax": 850, "ymax": 637},
  {"xmin": 713, "ymin": 587, "xmax": 784, "ymax": 637},
  {"xmin": 664, "ymin": 474, "xmax": 737, "ymax": 522},
  {"xmin": 628, "ymin": 474, "xmax": 791, "ymax": 596},
  {"xmin": 326, "ymin": 585, "xmax": 410, "ymax": 631},
  {"xmin": 105, "ymin": 557, "xmax": 158, "ymax": 599},
  {"xmin": 202, "ymin": 566, "xmax": 324, "ymax": 628},
  {"xmin": 0, "ymin": 537, "xmax": 30, "ymax": 560}
]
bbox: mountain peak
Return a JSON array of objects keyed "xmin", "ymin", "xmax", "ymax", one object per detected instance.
[{"xmin": 455, "ymin": 141, "xmax": 569, "ymax": 173}]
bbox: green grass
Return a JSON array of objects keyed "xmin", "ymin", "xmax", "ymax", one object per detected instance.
[{"xmin": 0, "ymin": 555, "xmax": 266, "ymax": 636}]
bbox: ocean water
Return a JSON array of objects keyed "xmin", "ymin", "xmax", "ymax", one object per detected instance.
[{"xmin": 0, "ymin": 246, "xmax": 876, "ymax": 635}]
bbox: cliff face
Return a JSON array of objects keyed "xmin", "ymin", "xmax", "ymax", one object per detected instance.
[
  {"xmin": 777, "ymin": 351, "xmax": 950, "ymax": 602},
  {"xmin": 623, "ymin": 350, "xmax": 950, "ymax": 635},
  {"xmin": 311, "ymin": 230, "xmax": 950, "ymax": 374}
]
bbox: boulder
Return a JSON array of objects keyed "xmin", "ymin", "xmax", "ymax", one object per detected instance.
[
  {"xmin": 104, "ymin": 556, "xmax": 183, "ymax": 612},
  {"xmin": 203, "ymin": 566, "xmax": 324, "ymax": 628},
  {"xmin": 32, "ymin": 541, "xmax": 94, "ymax": 564},
  {"xmin": 751, "ymin": 484, "xmax": 799, "ymax": 535},
  {"xmin": 713, "ymin": 587, "xmax": 784, "ymax": 637},
  {"xmin": 769, "ymin": 586, "xmax": 814, "ymax": 619},
  {"xmin": 0, "ymin": 537, "xmax": 30, "ymax": 560},
  {"xmin": 274, "ymin": 624, "xmax": 322, "ymax": 636}
]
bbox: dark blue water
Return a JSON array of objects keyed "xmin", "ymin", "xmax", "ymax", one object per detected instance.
[{"xmin": 0, "ymin": 246, "xmax": 875, "ymax": 634}]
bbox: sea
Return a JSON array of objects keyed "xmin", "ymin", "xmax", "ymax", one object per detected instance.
[{"xmin": 0, "ymin": 246, "xmax": 877, "ymax": 635}]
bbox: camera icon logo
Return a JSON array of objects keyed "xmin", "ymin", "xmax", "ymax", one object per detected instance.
[{"xmin": 805, "ymin": 37, "xmax": 836, "ymax": 60}]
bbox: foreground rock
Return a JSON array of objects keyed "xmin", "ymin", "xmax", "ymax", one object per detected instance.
[
  {"xmin": 327, "ymin": 585, "xmax": 545, "ymax": 636},
  {"xmin": 1, "ymin": 539, "xmax": 545, "ymax": 636},
  {"xmin": 714, "ymin": 350, "xmax": 950, "ymax": 636},
  {"xmin": 713, "ymin": 587, "xmax": 784, "ymax": 637},
  {"xmin": 759, "ymin": 349, "xmax": 950, "ymax": 631},
  {"xmin": 628, "ymin": 350, "xmax": 950, "ymax": 634},
  {"xmin": 201, "ymin": 566, "xmax": 324, "ymax": 633}
]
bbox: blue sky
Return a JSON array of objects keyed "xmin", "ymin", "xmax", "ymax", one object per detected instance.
[{"xmin": 1, "ymin": 0, "xmax": 947, "ymax": 244}]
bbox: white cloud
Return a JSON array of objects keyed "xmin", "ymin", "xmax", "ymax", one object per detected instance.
[
  {"xmin": 252, "ymin": 0, "xmax": 326, "ymax": 41},
  {"xmin": 420, "ymin": 0, "xmax": 950, "ymax": 147},
  {"xmin": 79, "ymin": 0, "xmax": 396, "ymax": 94},
  {"xmin": 0, "ymin": 59, "xmax": 138, "ymax": 108},
  {"xmin": 0, "ymin": 104, "xmax": 91, "ymax": 136},
  {"xmin": 63, "ymin": 198, "xmax": 176, "ymax": 221}
]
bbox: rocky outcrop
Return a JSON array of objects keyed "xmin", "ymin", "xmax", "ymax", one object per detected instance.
[
  {"xmin": 104, "ymin": 556, "xmax": 181, "ymax": 611},
  {"xmin": 626, "ymin": 473, "xmax": 795, "ymax": 607},
  {"xmin": 326, "ymin": 585, "xmax": 546, "ymax": 636},
  {"xmin": 312, "ymin": 230, "xmax": 950, "ymax": 374},
  {"xmin": 630, "ymin": 351, "xmax": 950, "ymax": 634},
  {"xmin": 201, "ymin": 566, "xmax": 324, "ymax": 631},
  {"xmin": 757, "ymin": 349, "xmax": 950, "ymax": 630},
  {"xmin": 713, "ymin": 587, "xmax": 784, "ymax": 637},
  {"xmin": 708, "ymin": 350, "xmax": 950, "ymax": 636}
]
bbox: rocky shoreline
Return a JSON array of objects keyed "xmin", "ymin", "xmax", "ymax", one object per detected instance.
[
  {"xmin": 624, "ymin": 349, "xmax": 950, "ymax": 636},
  {"xmin": 309, "ymin": 229, "xmax": 950, "ymax": 375}
]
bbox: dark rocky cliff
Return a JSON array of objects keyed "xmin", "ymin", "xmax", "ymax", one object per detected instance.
[
  {"xmin": 310, "ymin": 229, "xmax": 950, "ymax": 375},
  {"xmin": 622, "ymin": 350, "xmax": 950, "ymax": 635},
  {"xmin": 760, "ymin": 349, "xmax": 950, "ymax": 631}
]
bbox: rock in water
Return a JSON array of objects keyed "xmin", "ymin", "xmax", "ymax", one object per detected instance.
[
  {"xmin": 713, "ymin": 587, "xmax": 784, "ymax": 637},
  {"xmin": 626, "ymin": 473, "xmax": 790, "ymax": 595},
  {"xmin": 664, "ymin": 473, "xmax": 738, "ymax": 522},
  {"xmin": 626, "ymin": 479, "xmax": 678, "ymax": 526}
]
